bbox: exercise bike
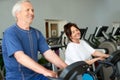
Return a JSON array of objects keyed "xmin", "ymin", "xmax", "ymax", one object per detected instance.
[
  {"xmin": 94, "ymin": 26, "xmax": 120, "ymax": 80},
  {"xmin": 94, "ymin": 50, "xmax": 120, "ymax": 80},
  {"xmin": 48, "ymin": 61, "xmax": 97, "ymax": 80},
  {"xmin": 47, "ymin": 50, "xmax": 120, "ymax": 80},
  {"xmin": 93, "ymin": 26, "xmax": 117, "ymax": 54}
]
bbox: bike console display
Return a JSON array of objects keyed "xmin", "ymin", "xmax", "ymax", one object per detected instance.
[
  {"xmin": 95, "ymin": 26, "xmax": 109, "ymax": 37},
  {"xmin": 112, "ymin": 27, "xmax": 120, "ymax": 36}
]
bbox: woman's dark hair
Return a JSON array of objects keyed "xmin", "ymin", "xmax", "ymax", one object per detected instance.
[{"xmin": 64, "ymin": 22, "xmax": 80, "ymax": 41}]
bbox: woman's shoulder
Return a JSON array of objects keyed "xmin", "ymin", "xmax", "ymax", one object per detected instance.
[
  {"xmin": 80, "ymin": 39, "xmax": 89, "ymax": 44},
  {"xmin": 67, "ymin": 42, "xmax": 80, "ymax": 49},
  {"xmin": 66, "ymin": 42, "xmax": 76, "ymax": 48},
  {"xmin": 68, "ymin": 42, "xmax": 76, "ymax": 45},
  {"xmin": 80, "ymin": 39, "xmax": 85, "ymax": 42}
]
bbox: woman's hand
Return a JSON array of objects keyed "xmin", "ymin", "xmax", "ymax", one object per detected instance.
[
  {"xmin": 92, "ymin": 51, "xmax": 110, "ymax": 58},
  {"xmin": 85, "ymin": 57, "xmax": 105, "ymax": 65}
]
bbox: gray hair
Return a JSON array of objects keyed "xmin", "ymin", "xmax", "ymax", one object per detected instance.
[{"xmin": 12, "ymin": 0, "xmax": 31, "ymax": 20}]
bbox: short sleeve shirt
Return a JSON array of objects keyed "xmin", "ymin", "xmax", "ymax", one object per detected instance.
[
  {"xmin": 2, "ymin": 24, "xmax": 49, "ymax": 80},
  {"xmin": 65, "ymin": 40, "xmax": 95, "ymax": 65}
]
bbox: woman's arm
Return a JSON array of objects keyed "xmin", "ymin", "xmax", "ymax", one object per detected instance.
[
  {"xmin": 92, "ymin": 50, "xmax": 109, "ymax": 58},
  {"xmin": 85, "ymin": 57, "xmax": 105, "ymax": 65}
]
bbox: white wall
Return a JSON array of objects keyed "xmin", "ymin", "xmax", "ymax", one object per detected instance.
[{"xmin": 0, "ymin": 0, "xmax": 120, "ymax": 38}]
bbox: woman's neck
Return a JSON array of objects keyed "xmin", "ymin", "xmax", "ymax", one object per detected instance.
[{"xmin": 71, "ymin": 39, "xmax": 80, "ymax": 44}]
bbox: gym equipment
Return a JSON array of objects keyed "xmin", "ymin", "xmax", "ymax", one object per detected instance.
[
  {"xmin": 0, "ymin": 54, "xmax": 4, "ymax": 80},
  {"xmin": 47, "ymin": 31, "xmax": 65, "ymax": 46},
  {"xmin": 79, "ymin": 27, "xmax": 100, "ymax": 48},
  {"xmin": 111, "ymin": 27, "xmax": 120, "ymax": 37},
  {"xmin": 47, "ymin": 31, "xmax": 66, "ymax": 55},
  {"xmin": 111, "ymin": 27, "xmax": 120, "ymax": 80},
  {"xmin": 94, "ymin": 50, "xmax": 120, "ymax": 80},
  {"xmin": 48, "ymin": 50, "xmax": 120, "ymax": 80},
  {"xmin": 82, "ymin": 71, "xmax": 97, "ymax": 80},
  {"xmin": 79, "ymin": 27, "xmax": 88, "ymax": 39},
  {"xmin": 94, "ymin": 26, "xmax": 108, "ymax": 38},
  {"xmin": 111, "ymin": 27, "xmax": 120, "ymax": 49},
  {"xmin": 0, "ymin": 39, "xmax": 4, "ymax": 80},
  {"xmin": 79, "ymin": 27, "xmax": 108, "ymax": 72},
  {"xmin": 47, "ymin": 31, "xmax": 67, "ymax": 72},
  {"xmin": 94, "ymin": 26, "xmax": 116, "ymax": 80},
  {"xmin": 80, "ymin": 27, "xmax": 108, "ymax": 68},
  {"xmin": 94, "ymin": 26, "xmax": 117, "ymax": 54},
  {"xmin": 86, "ymin": 27, "xmax": 102, "ymax": 48},
  {"xmin": 48, "ymin": 61, "xmax": 89, "ymax": 80}
]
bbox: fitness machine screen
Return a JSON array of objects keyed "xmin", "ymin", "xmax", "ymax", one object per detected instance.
[
  {"xmin": 79, "ymin": 27, "xmax": 88, "ymax": 38},
  {"xmin": 95, "ymin": 26, "xmax": 109, "ymax": 37},
  {"xmin": 113, "ymin": 27, "xmax": 120, "ymax": 36}
]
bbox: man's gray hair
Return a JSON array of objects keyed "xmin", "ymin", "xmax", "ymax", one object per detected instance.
[{"xmin": 12, "ymin": 0, "xmax": 31, "ymax": 19}]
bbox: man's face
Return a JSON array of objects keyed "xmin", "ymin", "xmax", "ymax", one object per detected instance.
[{"xmin": 16, "ymin": 2, "xmax": 34, "ymax": 24}]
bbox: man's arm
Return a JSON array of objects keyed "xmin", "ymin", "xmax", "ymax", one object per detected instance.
[
  {"xmin": 14, "ymin": 51, "xmax": 58, "ymax": 78},
  {"xmin": 43, "ymin": 49, "xmax": 67, "ymax": 69}
]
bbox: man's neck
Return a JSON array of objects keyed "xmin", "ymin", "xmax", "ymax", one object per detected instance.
[{"xmin": 17, "ymin": 22, "xmax": 30, "ymax": 30}]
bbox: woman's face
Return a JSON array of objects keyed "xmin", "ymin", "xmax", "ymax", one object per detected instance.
[{"xmin": 70, "ymin": 26, "xmax": 81, "ymax": 41}]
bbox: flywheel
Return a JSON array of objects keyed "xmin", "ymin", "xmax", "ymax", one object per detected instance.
[{"xmin": 98, "ymin": 41, "xmax": 117, "ymax": 54}]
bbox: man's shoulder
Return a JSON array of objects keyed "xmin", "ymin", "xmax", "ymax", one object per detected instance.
[
  {"xmin": 30, "ymin": 27, "xmax": 40, "ymax": 33},
  {"xmin": 4, "ymin": 24, "xmax": 17, "ymax": 33}
]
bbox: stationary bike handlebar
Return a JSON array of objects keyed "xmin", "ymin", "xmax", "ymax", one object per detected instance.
[{"xmin": 48, "ymin": 61, "xmax": 89, "ymax": 80}]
